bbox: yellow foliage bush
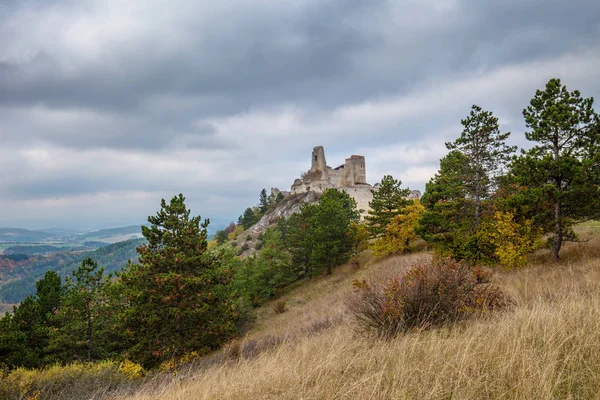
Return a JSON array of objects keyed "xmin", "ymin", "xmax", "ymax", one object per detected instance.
[
  {"xmin": 488, "ymin": 211, "xmax": 542, "ymax": 269},
  {"xmin": 0, "ymin": 360, "xmax": 130, "ymax": 400},
  {"xmin": 371, "ymin": 201, "xmax": 425, "ymax": 257},
  {"xmin": 349, "ymin": 222, "xmax": 370, "ymax": 265},
  {"xmin": 228, "ymin": 225, "xmax": 244, "ymax": 241},
  {"xmin": 158, "ymin": 351, "xmax": 201, "ymax": 375},
  {"xmin": 119, "ymin": 359, "xmax": 145, "ymax": 379}
]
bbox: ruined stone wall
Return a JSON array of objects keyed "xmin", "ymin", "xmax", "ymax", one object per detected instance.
[
  {"xmin": 343, "ymin": 186, "xmax": 374, "ymax": 216},
  {"xmin": 345, "ymin": 155, "xmax": 366, "ymax": 185},
  {"xmin": 327, "ymin": 168, "xmax": 345, "ymax": 187}
]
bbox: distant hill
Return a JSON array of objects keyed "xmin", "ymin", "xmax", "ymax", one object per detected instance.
[
  {"xmin": 74, "ymin": 225, "xmax": 144, "ymax": 243},
  {"xmin": 0, "ymin": 228, "xmax": 53, "ymax": 243},
  {"xmin": 3, "ymin": 242, "xmax": 106, "ymax": 256},
  {"xmin": 0, "ymin": 238, "xmax": 144, "ymax": 304},
  {"xmin": 34, "ymin": 228, "xmax": 84, "ymax": 239}
]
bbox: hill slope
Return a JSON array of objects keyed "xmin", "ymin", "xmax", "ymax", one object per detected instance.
[
  {"xmin": 74, "ymin": 225, "xmax": 144, "ymax": 243},
  {"xmin": 113, "ymin": 229, "xmax": 600, "ymax": 400},
  {"xmin": 0, "ymin": 228, "xmax": 53, "ymax": 243},
  {"xmin": 0, "ymin": 239, "xmax": 143, "ymax": 304}
]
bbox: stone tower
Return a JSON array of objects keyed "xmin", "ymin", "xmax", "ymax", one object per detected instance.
[
  {"xmin": 343, "ymin": 155, "xmax": 367, "ymax": 186},
  {"xmin": 311, "ymin": 146, "xmax": 327, "ymax": 171},
  {"xmin": 311, "ymin": 146, "xmax": 329, "ymax": 181}
]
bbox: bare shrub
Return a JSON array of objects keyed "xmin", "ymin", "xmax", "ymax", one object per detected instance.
[
  {"xmin": 273, "ymin": 300, "xmax": 287, "ymax": 314},
  {"xmin": 303, "ymin": 315, "xmax": 342, "ymax": 336},
  {"xmin": 240, "ymin": 335, "xmax": 286, "ymax": 359},
  {"xmin": 347, "ymin": 258, "xmax": 510, "ymax": 338}
]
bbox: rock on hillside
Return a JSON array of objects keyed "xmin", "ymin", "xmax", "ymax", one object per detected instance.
[
  {"xmin": 233, "ymin": 188, "xmax": 421, "ymax": 257},
  {"xmin": 235, "ymin": 191, "xmax": 319, "ymax": 256}
]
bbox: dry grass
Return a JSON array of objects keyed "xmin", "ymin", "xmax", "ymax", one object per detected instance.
[{"xmin": 104, "ymin": 232, "xmax": 600, "ymax": 400}]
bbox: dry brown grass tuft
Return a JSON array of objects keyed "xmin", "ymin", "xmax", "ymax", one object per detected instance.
[{"xmin": 108, "ymin": 238, "xmax": 600, "ymax": 400}]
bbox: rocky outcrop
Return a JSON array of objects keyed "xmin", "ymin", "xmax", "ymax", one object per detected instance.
[{"xmin": 235, "ymin": 191, "xmax": 320, "ymax": 256}]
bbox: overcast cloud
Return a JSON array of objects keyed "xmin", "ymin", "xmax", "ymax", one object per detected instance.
[{"xmin": 1, "ymin": 0, "xmax": 599, "ymax": 230}]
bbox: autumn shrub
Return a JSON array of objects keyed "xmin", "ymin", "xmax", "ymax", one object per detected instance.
[
  {"xmin": 488, "ymin": 211, "xmax": 543, "ymax": 269},
  {"xmin": 347, "ymin": 258, "xmax": 510, "ymax": 338},
  {"xmin": 371, "ymin": 201, "xmax": 425, "ymax": 257},
  {"xmin": 119, "ymin": 359, "xmax": 145, "ymax": 379},
  {"xmin": 0, "ymin": 361, "xmax": 133, "ymax": 400}
]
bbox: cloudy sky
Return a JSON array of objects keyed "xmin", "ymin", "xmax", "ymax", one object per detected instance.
[{"xmin": 1, "ymin": 0, "xmax": 599, "ymax": 231}]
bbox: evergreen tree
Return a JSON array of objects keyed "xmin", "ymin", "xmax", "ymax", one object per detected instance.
[
  {"xmin": 283, "ymin": 189, "xmax": 358, "ymax": 275},
  {"xmin": 0, "ymin": 296, "xmax": 44, "ymax": 368},
  {"xmin": 48, "ymin": 258, "xmax": 109, "ymax": 362},
  {"xmin": 446, "ymin": 105, "xmax": 516, "ymax": 226},
  {"xmin": 512, "ymin": 78, "xmax": 600, "ymax": 261},
  {"xmin": 35, "ymin": 271, "xmax": 62, "ymax": 323},
  {"xmin": 119, "ymin": 194, "xmax": 238, "ymax": 367},
  {"xmin": 241, "ymin": 207, "xmax": 259, "ymax": 230},
  {"xmin": 418, "ymin": 106, "xmax": 515, "ymax": 263},
  {"xmin": 366, "ymin": 175, "xmax": 411, "ymax": 237},
  {"xmin": 233, "ymin": 229, "xmax": 295, "ymax": 306},
  {"xmin": 418, "ymin": 151, "xmax": 494, "ymax": 262},
  {"xmin": 259, "ymin": 188, "xmax": 269, "ymax": 214},
  {"xmin": 308, "ymin": 189, "xmax": 358, "ymax": 274},
  {"xmin": 280, "ymin": 211, "xmax": 312, "ymax": 276},
  {"xmin": 214, "ymin": 229, "xmax": 228, "ymax": 244},
  {"xmin": 0, "ymin": 271, "xmax": 63, "ymax": 369}
]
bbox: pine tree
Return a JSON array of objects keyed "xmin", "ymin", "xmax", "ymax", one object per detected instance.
[
  {"xmin": 56, "ymin": 258, "xmax": 108, "ymax": 362},
  {"xmin": 35, "ymin": 271, "xmax": 62, "ymax": 323},
  {"xmin": 513, "ymin": 78, "xmax": 600, "ymax": 261},
  {"xmin": 259, "ymin": 188, "xmax": 269, "ymax": 214},
  {"xmin": 0, "ymin": 271, "xmax": 63, "ymax": 369},
  {"xmin": 307, "ymin": 189, "xmax": 359, "ymax": 274},
  {"xmin": 418, "ymin": 150, "xmax": 493, "ymax": 262},
  {"xmin": 241, "ymin": 207, "xmax": 259, "ymax": 230},
  {"xmin": 446, "ymin": 105, "xmax": 516, "ymax": 226},
  {"xmin": 283, "ymin": 189, "xmax": 358, "ymax": 275},
  {"xmin": 365, "ymin": 175, "xmax": 411, "ymax": 238},
  {"xmin": 119, "ymin": 194, "xmax": 238, "ymax": 367}
]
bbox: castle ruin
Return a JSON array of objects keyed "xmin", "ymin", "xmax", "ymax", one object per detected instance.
[
  {"xmin": 291, "ymin": 146, "xmax": 372, "ymax": 194},
  {"xmin": 291, "ymin": 146, "xmax": 374, "ymax": 212}
]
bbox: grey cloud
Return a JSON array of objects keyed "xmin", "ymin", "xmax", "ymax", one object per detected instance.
[{"xmin": 0, "ymin": 0, "xmax": 599, "ymax": 228}]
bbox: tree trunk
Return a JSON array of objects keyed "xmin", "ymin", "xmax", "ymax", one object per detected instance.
[
  {"xmin": 551, "ymin": 200, "xmax": 562, "ymax": 262},
  {"xmin": 551, "ymin": 131, "xmax": 562, "ymax": 262},
  {"xmin": 86, "ymin": 301, "xmax": 92, "ymax": 362}
]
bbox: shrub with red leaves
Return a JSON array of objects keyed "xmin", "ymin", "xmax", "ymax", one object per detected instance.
[{"xmin": 347, "ymin": 258, "xmax": 510, "ymax": 338}]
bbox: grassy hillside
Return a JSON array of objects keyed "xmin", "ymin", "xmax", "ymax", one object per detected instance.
[
  {"xmin": 104, "ymin": 227, "xmax": 600, "ymax": 400},
  {"xmin": 4, "ymin": 227, "xmax": 600, "ymax": 399}
]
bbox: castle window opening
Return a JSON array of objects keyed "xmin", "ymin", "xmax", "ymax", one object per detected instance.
[{"xmin": 315, "ymin": 155, "xmax": 318, "ymax": 162}]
